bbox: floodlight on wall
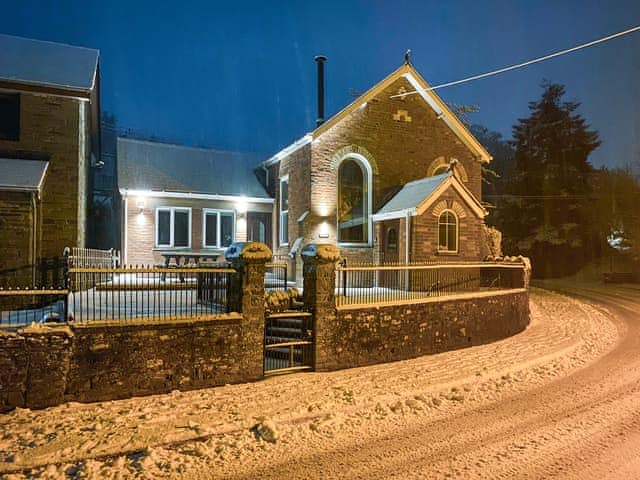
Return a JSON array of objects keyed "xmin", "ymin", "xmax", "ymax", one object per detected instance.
[
  {"xmin": 319, "ymin": 221, "xmax": 330, "ymax": 239},
  {"xmin": 236, "ymin": 197, "xmax": 248, "ymax": 217},
  {"xmin": 136, "ymin": 197, "xmax": 146, "ymax": 212}
]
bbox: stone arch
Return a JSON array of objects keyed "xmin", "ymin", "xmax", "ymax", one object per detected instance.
[
  {"xmin": 331, "ymin": 144, "xmax": 379, "ymax": 174},
  {"xmin": 428, "ymin": 156, "xmax": 468, "ymax": 182}
]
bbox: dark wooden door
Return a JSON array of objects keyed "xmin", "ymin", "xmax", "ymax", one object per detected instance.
[{"xmin": 247, "ymin": 212, "xmax": 272, "ymax": 248}]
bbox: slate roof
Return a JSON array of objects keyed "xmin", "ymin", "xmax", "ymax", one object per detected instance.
[
  {"xmin": 0, "ymin": 158, "xmax": 49, "ymax": 192},
  {"xmin": 0, "ymin": 34, "xmax": 99, "ymax": 92},
  {"xmin": 375, "ymin": 172, "xmax": 450, "ymax": 215},
  {"xmin": 117, "ymin": 138, "xmax": 270, "ymax": 198}
]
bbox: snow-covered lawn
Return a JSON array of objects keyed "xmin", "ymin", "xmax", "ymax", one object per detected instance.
[{"xmin": 0, "ymin": 289, "xmax": 619, "ymax": 479}]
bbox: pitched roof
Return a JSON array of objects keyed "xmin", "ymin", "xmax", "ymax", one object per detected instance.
[
  {"xmin": 117, "ymin": 138, "xmax": 270, "ymax": 199},
  {"xmin": 0, "ymin": 34, "xmax": 99, "ymax": 93},
  {"xmin": 372, "ymin": 171, "xmax": 487, "ymax": 220},
  {"xmin": 0, "ymin": 158, "xmax": 49, "ymax": 193},
  {"xmin": 263, "ymin": 62, "xmax": 492, "ymax": 166}
]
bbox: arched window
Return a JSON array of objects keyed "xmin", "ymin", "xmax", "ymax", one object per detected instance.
[
  {"xmin": 438, "ymin": 210, "xmax": 458, "ymax": 252},
  {"xmin": 338, "ymin": 157, "xmax": 370, "ymax": 243}
]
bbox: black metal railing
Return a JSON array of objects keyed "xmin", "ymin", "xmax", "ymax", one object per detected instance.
[
  {"xmin": 0, "ymin": 288, "xmax": 69, "ymax": 327},
  {"xmin": 335, "ymin": 261, "xmax": 526, "ymax": 307},
  {"xmin": 265, "ymin": 262, "xmax": 288, "ymax": 291},
  {"xmin": 264, "ymin": 312, "xmax": 314, "ymax": 373},
  {"xmin": 67, "ymin": 265, "xmax": 236, "ymax": 323},
  {"xmin": 0, "ymin": 257, "xmax": 67, "ymax": 290}
]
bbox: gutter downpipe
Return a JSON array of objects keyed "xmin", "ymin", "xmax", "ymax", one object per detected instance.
[
  {"xmin": 31, "ymin": 192, "xmax": 38, "ymax": 286},
  {"xmin": 405, "ymin": 209, "xmax": 412, "ymax": 289},
  {"xmin": 123, "ymin": 194, "xmax": 128, "ymax": 265}
]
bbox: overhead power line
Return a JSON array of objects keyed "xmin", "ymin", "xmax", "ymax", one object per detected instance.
[{"xmin": 391, "ymin": 24, "xmax": 640, "ymax": 98}]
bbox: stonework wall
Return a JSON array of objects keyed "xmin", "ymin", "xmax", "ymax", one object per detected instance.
[
  {"xmin": 324, "ymin": 290, "xmax": 529, "ymax": 371},
  {"xmin": 0, "ymin": 191, "xmax": 34, "ymax": 279},
  {"xmin": 0, "ymin": 91, "xmax": 87, "ymax": 258},
  {"xmin": 0, "ymin": 316, "xmax": 255, "ymax": 410}
]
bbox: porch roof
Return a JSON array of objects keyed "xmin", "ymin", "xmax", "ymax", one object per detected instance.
[
  {"xmin": 372, "ymin": 172, "xmax": 487, "ymax": 220},
  {"xmin": 0, "ymin": 158, "xmax": 49, "ymax": 193},
  {"xmin": 373, "ymin": 173, "xmax": 449, "ymax": 218}
]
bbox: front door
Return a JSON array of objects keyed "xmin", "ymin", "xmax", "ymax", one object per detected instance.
[{"xmin": 247, "ymin": 212, "xmax": 272, "ymax": 248}]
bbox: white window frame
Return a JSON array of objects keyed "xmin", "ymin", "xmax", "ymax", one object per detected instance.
[
  {"xmin": 337, "ymin": 154, "xmax": 373, "ymax": 247},
  {"xmin": 155, "ymin": 207, "xmax": 192, "ymax": 248},
  {"xmin": 437, "ymin": 209, "xmax": 459, "ymax": 253},
  {"xmin": 202, "ymin": 209, "xmax": 236, "ymax": 249},
  {"xmin": 279, "ymin": 175, "xmax": 289, "ymax": 246}
]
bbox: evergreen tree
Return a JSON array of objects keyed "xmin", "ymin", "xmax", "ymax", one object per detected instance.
[{"xmin": 497, "ymin": 82, "xmax": 600, "ymax": 277}]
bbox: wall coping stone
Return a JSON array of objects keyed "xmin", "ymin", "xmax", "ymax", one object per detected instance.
[
  {"xmin": 336, "ymin": 288, "xmax": 528, "ymax": 311},
  {"xmin": 225, "ymin": 242, "xmax": 272, "ymax": 263},
  {"xmin": 20, "ymin": 323, "xmax": 74, "ymax": 337},
  {"xmin": 69, "ymin": 313, "xmax": 243, "ymax": 330},
  {"xmin": 301, "ymin": 243, "xmax": 341, "ymax": 263}
]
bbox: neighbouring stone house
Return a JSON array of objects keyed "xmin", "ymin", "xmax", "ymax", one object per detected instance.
[
  {"xmin": 0, "ymin": 34, "xmax": 100, "ymax": 284},
  {"xmin": 263, "ymin": 60, "xmax": 493, "ymax": 284},
  {"xmin": 117, "ymin": 137, "xmax": 273, "ymax": 266}
]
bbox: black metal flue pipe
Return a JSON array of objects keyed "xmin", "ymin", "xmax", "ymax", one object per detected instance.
[{"xmin": 315, "ymin": 55, "xmax": 327, "ymax": 127}]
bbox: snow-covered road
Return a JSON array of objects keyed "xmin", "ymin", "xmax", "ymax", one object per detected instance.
[{"xmin": 1, "ymin": 285, "xmax": 638, "ymax": 479}]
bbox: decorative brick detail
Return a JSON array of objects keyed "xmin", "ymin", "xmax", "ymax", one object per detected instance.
[{"xmin": 392, "ymin": 109, "xmax": 412, "ymax": 122}]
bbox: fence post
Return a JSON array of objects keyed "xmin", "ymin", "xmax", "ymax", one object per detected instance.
[
  {"xmin": 225, "ymin": 242, "xmax": 272, "ymax": 379},
  {"xmin": 302, "ymin": 243, "xmax": 341, "ymax": 371},
  {"xmin": 62, "ymin": 248, "xmax": 70, "ymax": 321}
]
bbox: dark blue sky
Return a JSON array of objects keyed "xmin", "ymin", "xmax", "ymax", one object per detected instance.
[{"xmin": 2, "ymin": 0, "xmax": 639, "ymax": 167}]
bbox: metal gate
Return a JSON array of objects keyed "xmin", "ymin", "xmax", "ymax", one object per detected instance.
[{"xmin": 264, "ymin": 311, "xmax": 314, "ymax": 374}]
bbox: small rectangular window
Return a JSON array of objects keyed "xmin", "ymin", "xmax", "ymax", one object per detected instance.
[
  {"xmin": 279, "ymin": 176, "xmax": 289, "ymax": 246},
  {"xmin": 0, "ymin": 94, "xmax": 20, "ymax": 141},
  {"xmin": 156, "ymin": 207, "xmax": 191, "ymax": 248},
  {"xmin": 203, "ymin": 209, "xmax": 235, "ymax": 248}
]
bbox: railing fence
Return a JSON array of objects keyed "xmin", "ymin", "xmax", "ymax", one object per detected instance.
[{"xmin": 336, "ymin": 261, "xmax": 525, "ymax": 307}]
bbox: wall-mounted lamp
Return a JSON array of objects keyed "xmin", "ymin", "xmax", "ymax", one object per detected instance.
[
  {"xmin": 236, "ymin": 197, "xmax": 248, "ymax": 217},
  {"xmin": 136, "ymin": 197, "xmax": 146, "ymax": 213},
  {"xmin": 319, "ymin": 221, "xmax": 330, "ymax": 239}
]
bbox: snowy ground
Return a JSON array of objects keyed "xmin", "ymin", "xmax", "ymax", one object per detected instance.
[{"xmin": 0, "ymin": 287, "xmax": 632, "ymax": 479}]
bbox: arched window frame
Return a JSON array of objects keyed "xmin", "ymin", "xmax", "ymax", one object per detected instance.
[
  {"xmin": 386, "ymin": 227, "xmax": 398, "ymax": 250},
  {"xmin": 437, "ymin": 209, "xmax": 459, "ymax": 253},
  {"xmin": 337, "ymin": 153, "xmax": 373, "ymax": 247}
]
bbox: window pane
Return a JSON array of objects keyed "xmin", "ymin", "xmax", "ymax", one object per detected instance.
[
  {"xmin": 280, "ymin": 211, "xmax": 288, "ymax": 244},
  {"xmin": 338, "ymin": 159, "xmax": 367, "ymax": 242},
  {"xmin": 205, "ymin": 213, "xmax": 218, "ymax": 247},
  {"xmin": 438, "ymin": 223, "xmax": 448, "ymax": 249},
  {"xmin": 280, "ymin": 180, "xmax": 288, "ymax": 210},
  {"xmin": 174, "ymin": 211, "xmax": 189, "ymax": 247},
  {"xmin": 157, "ymin": 210, "xmax": 171, "ymax": 246},
  {"xmin": 447, "ymin": 224, "xmax": 457, "ymax": 250},
  {"xmin": 0, "ymin": 94, "xmax": 20, "ymax": 141},
  {"xmin": 220, "ymin": 212, "xmax": 234, "ymax": 247}
]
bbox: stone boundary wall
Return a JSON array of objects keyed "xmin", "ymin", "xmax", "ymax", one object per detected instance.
[
  {"xmin": 0, "ymin": 315, "xmax": 261, "ymax": 411},
  {"xmin": 323, "ymin": 289, "xmax": 529, "ymax": 371},
  {"xmin": 302, "ymin": 243, "xmax": 531, "ymax": 372}
]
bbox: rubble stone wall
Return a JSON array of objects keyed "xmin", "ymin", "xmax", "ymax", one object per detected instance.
[
  {"xmin": 321, "ymin": 290, "xmax": 530, "ymax": 371},
  {"xmin": 0, "ymin": 315, "xmax": 258, "ymax": 411}
]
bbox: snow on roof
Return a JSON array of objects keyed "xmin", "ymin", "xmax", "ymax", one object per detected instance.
[
  {"xmin": 375, "ymin": 173, "xmax": 450, "ymax": 216},
  {"xmin": 117, "ymin": 138, "xmax": 270, "ymax": 198},
  {"xmin": 0, "ymin": 34, "xmax": 99, "ymax": 92},
  {"xmin": 0, "ymin": 158, "xmax": 49, "ymax": 192}
]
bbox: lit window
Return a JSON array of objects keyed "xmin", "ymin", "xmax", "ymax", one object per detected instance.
[
  {"xmin": 279, "ymin": 176, "xmax": 289, "ymax": 246},
  {"xmin": 203, "ymin": 210, "xmax": 235, "ymax": 248},
  {"xmin": 338, "ymin": 158, "xmax": 369, "ymax": 243},
  {"xmin": 438, "ymin": 210, "xmax": 458, "ymax": 252},
  {"xmin": 156, "ymin": 207, "xmax": 191, "ymax": 248}
]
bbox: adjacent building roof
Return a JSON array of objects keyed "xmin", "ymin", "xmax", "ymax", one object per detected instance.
[
  {"xmin": 0, "ymin": 34, "xmax": 99, "ymax": 93},
  {"xmin": 372, "ymin": 171, "xmax": 487, "ymax": 220},
  {"xmin": 262, "ymin": 62, "xmax": 492, "ymax": 167},
  {"xmin": 117, "ymin": 138, "xmax": 271, "ymax": 200},
  {"xmin": 0, "ymin": 158, "xmax": 49, "ymax": 193}
]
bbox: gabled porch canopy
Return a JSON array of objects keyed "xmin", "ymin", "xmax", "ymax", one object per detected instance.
[{"xmin": 371, "ymin": 171, "xmax": 487, "ymax": 222}]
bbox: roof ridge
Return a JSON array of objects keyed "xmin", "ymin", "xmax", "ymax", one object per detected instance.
[
  {"xmin": 117, "ymin": 137, "xmax": 262, "ymax": 156},
  {"xmin": 0, "ymin": 33, "xmax": 99, "ymax": 54}
]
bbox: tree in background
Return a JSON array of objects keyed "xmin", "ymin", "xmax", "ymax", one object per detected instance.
[{"xmin": 495, "ymin": 82, "xmax": 601, "ymax": 278}]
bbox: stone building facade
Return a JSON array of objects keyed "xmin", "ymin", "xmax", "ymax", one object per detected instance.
[
  {"xmin": 262, "ymin": 61, "xmax": 492, "ymax": 284},
  {"xmin": 0, "ymin": 34, "xmax": 100, "ymax": 283}
]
